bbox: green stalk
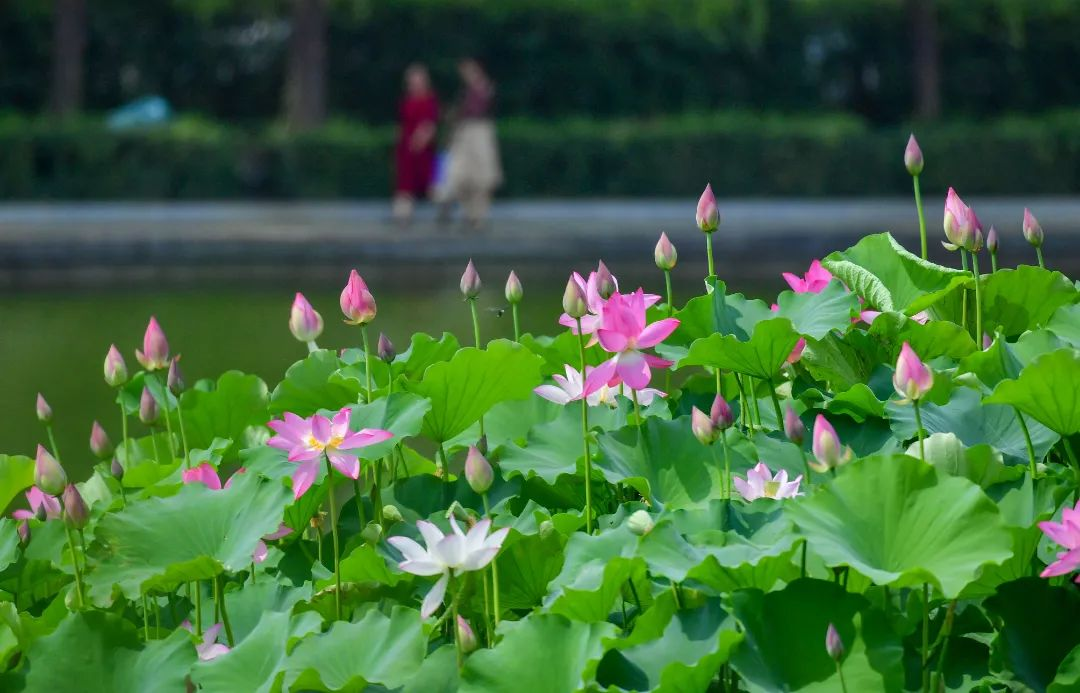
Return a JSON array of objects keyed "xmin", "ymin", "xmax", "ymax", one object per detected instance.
[
  {"xmin": 767, "ymin": 379, "xmax": 783, "ymax": 431},
  {"xmin": 119, "ymin": 402, "xmax": 131, "ymax": 464},
  {"xmin": 798, "ymin": 447, "xmax": 812, "ymax": 487},
  {"xmin": 991, "ymin": 251, "xmax": 998, "ymax": 274},
  {"xmin": 749, "ymin": 378, "xmax": 763, "ymax": 431},
  {"xmin": 325, "ymin": 457, "xmax": 342, "ymax": 621},
  {"xmin": 46, "ymin": 424, "xmax": 61, "ymax": 463},
  {"xmin": 913, "ymin": 399, "xmax": 926, "ymax": 462},
  {"xmin": 372, "ymin": 462, "xmax": 383, "ymax": 527},
  {"xmin": 62, "ymin": 519, "xmax": 85, "ymax": 608},
  {"xmin": 664, "ymin": 269, "xmax": 674, "ymax": 317},
  {"xmin": 735, "ymin": 375, "xmax": 751, "ymax": 434},
  {"xmin": 215, "ymin": 575, "xmax": 235, "ymax": 646},
  {"xmin": 193, "ymin": 582, "xmax": 202, "ymax": 635},
  {"xmin": 1036, "ymin": 246, "xmax": 1046, "ymax": 269},
  {"xmin": 1016, "ymin": 408, "xmax": 1038, "ymax": 478},
  {"xmin": 306, "ymin": 339, "xmax": 318, "ymax": 353},
  {"xmin": 921, "ymin": 583, "xmax": 930, "ymax": 693},
  {"xmin": 175, "ymin": 400, "xmax": 191, "ymax": 467},
  {"xmin": 705, "ymin": 232, "xmax": 716, "ymax": 283},
  {"xmin": 960, "ymin": 250, "xmax": 969, "ymax": 331},
  {"xmin": 511, "ymin": 303, "xmax": 521, "ymax": 342},
  {"xmin": 574, "ymin": 318, "xmax": 593, "ymax": 534},
  {"xmin": 721, "ymin": 435, "xmax": 732, "ymax": 500},
  {"xmin": 930, "ymin": 599, "xmax": 958, "ymax": 693},
  {"xmin": 913, "ymin": 174, "xmax": 927, "ymax": 260},
  {"xmin": 149, "ymin": 427, "xmax": 163, "ymax": 464},
  {"xmin": 452, "ymin": 586, "xmax": 464, "ymax": 669},
  {"xmin": 837, "ymin": 661, "xmax": 850, "ymax": 693},
  {"xmin": 971, "ymin": 252, "xmax": 983, "ymax": 346},
  {"xmin": 142, "ymin": 594, "xmax": 151, "ymax": 639},
  {"xmin": 361, "ymin": 325, "xmax": 373, "ymax": 402},
  {"xmin": 469, "ymin": 299, "xmax": 485, "ymax": 438},
  {"xmin": 482, "ymin": 494, "xmax": 501, "ymax": 627}
]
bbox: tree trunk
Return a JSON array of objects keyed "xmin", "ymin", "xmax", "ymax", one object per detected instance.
[
  {"xmin": 49, "ymin": 0, "xmax": 87, "ymax": 116},
  {"xmin": 284, "ymin": 0, "xmax": 328, "ymax": 132},
  {"xmin": 908, "ymin": 0, "xmax": 941, "ymax": 119}
]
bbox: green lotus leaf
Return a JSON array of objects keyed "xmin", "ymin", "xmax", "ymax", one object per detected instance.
[
  {"xmin": 801, "ymin": 330, "xmax": 885, "ymax": 392},
  {"xmin": 283, "ymin": 606, "xmax": 426, "ymax": 691},
  {"xmin": 520, "ymin": 330, "xmax": 610, "ymax": 375},
  {"xmin": 23, "ymin": 611, "xmax": 194, "ymax": 692},
  {"xmin": 823, "ymin": 232, "xmax": 970, "ymax": 314},
  {"xmin": 786, "ymin": 456, "xmax": 1014, "ymax": 597},
  {"xmin": 460, "ymin": 613, "xmax": 617, "ymax": 693},
  {"xmin": 86, "ymin": 472, "xmax": 292, "ymax": 602},
  {"xmin": 346, "ymin": 391, "xmax": 431, "ymax": 460},
  {"xmin": 979, "ymin": 265, "xmax": 1078, "ymax": 338},
  {"xmin": 544, "ymin": 524, "xmax": 645, "ymax": 622},
  {"xmin": 1047, "ymin": 303, "xmax": 1080, "ymax": 347},
  {"xmin": 827, "ymin": 383, "xmax": 886, "ymax": 422},
  {"xmin": 393, "ymin": 331, "xmax": 461, "ymax": 382},
  {"xmin": 402, "ymin": 646, "xmax": 458, "ymax": 693},
  {"xmin": 774, "ymin": 280, "xmax": 859, "ymax": 340},
  {"xmin": 657, "ymin": 281, "xmax": 773, "ymax": 363},
  {"xmin": 985, "ymin": 348, "xmax": 1080, "ymax": 436},
  {"xmin": 269, "ymin": 350, "xmax": 359, "ymax": 417},
  {"xmin": 1050, "ymin": 644, "xmax": 1080, "ymax": 693},
  {"xmin": 406, "ymin": 339, "xmax": 543, "ymax": 443},
  {"xmin": 176, "ymin": 371, "xmax": 270, "ymax": 458},
  {"xmin": 985, "ymin": 578, "xmax": 1080, "ymax": 693},
  {"xmin": 0, "ymin": 455, "xmax": 33, "ymax": 517},
  {"xmin": 682, "ymin": 318, "xmax": 800, "ymax": 379},
  {"xmin": 0, "ymin": 520, "xmax": 19, "ymax": 573},
  {"xmin": 203, "ymin": 580, "xmax": 312, "ymax": 644},
  {"xmin": 493, "ymin": 530, "xmax": 567, "ymax": 611},
  {"xmin": 498, "ymin": 407, "xmax": 585, "ymax": 484},
  {"xmin": 868, "ymin": 312, "xmax": 977, "ymax": 360}
]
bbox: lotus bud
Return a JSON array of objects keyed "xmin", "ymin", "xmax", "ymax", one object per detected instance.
[
  {"xmin": 710, "ymin": 395, "xmax": 734, "ymax": 431},
  {"xmin": 377, "ymin": 333, "xmax": 395, "ymax": 363},
  {"xmin": 595, "ymin": 261, "xmax": 617, "ymax": 300},
  {"xmin": 110, "ymin": 456, "xmax": 125, "ymax": 481},
  {"xmin": 34, "ymin": 445, "xmax": 66, "ymax": 496},
  {"xmin": 504, "ymin": 271, "xmax": 523, "ymax": 305},
  {"xmin": 460, "ymin": 260, "xmax": 482, "ymax": 299},
  {"xmin": 784, "ymin": 405, "xmax": 806, "ymax": 446},
  {"xmin": 893, "ymin": 342, "xmax": 934, "ymax": 401},
  {"xmin": 104, "ymin": 344, "xmax": 129, "ymax": 388},
  {"xmin": 465, "ymin": 446, "xmax": 494, "ymax": 494},
  {"xmin": 539, "ymin": 519, "xmax": 555, "ymax": 539},
  {"xmin": 825, "ymin": 623, "xmax": 844, "ymax": 662},
  {"xmin": 62, "ymin": 484, "xmax": 89, "ymax": 530},
  {"xmin": 360, "ymin": 522, "xmax": 383, "ymax": 545},
  {"xmin": 562, "ymin": 276, "xmax": 588, "ymax": 319},
  {"xmin": 696, "ymin": 183, "xmax": 719, "ymax": 232},
  {"xmin": 810, "ymin": 415, "xmax": 852, "ymax": 473},
  {"xmin": 943, "ymin": 188, "xmax": 975, "ymax": 251},
  {"xmin": 167, "ymin": 358, "xmax": 185, "ymax": 395},
  {"xmin": 654, "ymin": 232, "xmax": 678, "ymax": 271},
  {"xmin": 456, "ymin": 615, "xmax": 478, "ymax": 654},
  {"xmin": 970, "ymin": 222, "xmax": 984, "ymax": 253},
  {"xmin": 983, "ymin": 332, "xmax": 993, "ymax": 350},
  {"xmin": 136, "ymin": 316, "xmax": 170, "ymax": 371},
  {"xmin": 340, "ymin": 270, "xmax": 378, "ymax": 325},
  {"xmin": 139, "ymin": 387, "xmax": 159, "ymax": 425},
  {"xmin": 289, "ymin": 292, "xmax": 324, "ymax": 343},
  {"xmin": 35, "ymin": 393, "xmax": 53, "ymax": 424},
  {"xmin": 17, "ymin": 520, "xmax": 30, "ymax": 545},
  {"xmin": 1023, "ymin": 208, "xmax": 1044, "ymax": 248},
  {"xmin": 691, "ymin": 406, "xmax": 719, "ymax": 446},
  {"xmin": 626, "ymin": 509, "xmax": 655, "ymax": 536},
  {"xmin": 904, "ymin": 134, "xmax": 924, "ymax": 176},
  {"xmin": 89, "ymin": 421, "xmax": 113, "ymax": 460},
  {"xmin": 382, "ymin": 504, "xmax": 403, "ymax": 524},
  {"xmin": 986, "ymin": 226, "xmax": 999, "ymax": 255},
  {"xmin": 34, "ymin": 502, "xmax": 49, "ymax": 522}
]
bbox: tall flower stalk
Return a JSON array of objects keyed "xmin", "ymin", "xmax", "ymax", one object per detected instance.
[
  {"xmin": 36, "ymin": 394, "xmax": 60, "ymax": 463},
  {"xmin": 563, "ymin": 276, "xmax": 596, "ymax": 532},
  {"xmin": 894, "ymin": 342, "xmax": 934, "ymax": 461},
  {"xmin": 505, "ymin": 271, "xmax": 523, "ymax": 342},
  {"xmin": 905, "ymin": 135, "xmax": 927, "ymax": 259},
  {"xmin": 654, "ymin": 232, "xmax": 678, "ymax": 317},
  {"xmin": 466, "ymin": 446, "xmax": 501, "ymax": 633},
  {"xmin": 696, "ymin": 184, "xmax": 719, "ymax": 285},
  {"xmin": 461, "ymin": 260, "xmax": 485, "ymax": 437},
  {"xmin": 1023, "ymin": 208, "xmax": 1046, "ymax": 269}
]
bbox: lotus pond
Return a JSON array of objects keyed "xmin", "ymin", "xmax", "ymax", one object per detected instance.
[{"xmin": 3, "ymin": 168, "xmax": 1080, "ymax": 692}]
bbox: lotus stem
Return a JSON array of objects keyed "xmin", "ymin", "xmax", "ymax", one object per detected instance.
[
  {"xmin": 175, "ymin": 399, "xmax": 190, "ymax": 467},
  {"xmin": 353, "ymin": 478, "xmax": 366, "ymax": 530},
  {"xmin": 142, "ymin": 594, "xmax": 151, "ymax": 639},
  {"xmin": 193, "ymin": 582, "xmax": 202, "ymax": 635},
  {"xmin": 931, "ymin": 599, "xmax": 958, "ymax": 693},
  {"xmin": 837, "ymin": 661, "xmax": 850, "ymax": 693},
  {"xmin": 45, "ymin": 424, "xmax": 61, "ymax": 464},
  {"xmin": 632, "ymin": 388, "xmax": 643, "ymax": 428},
  {"xmin": 705, "ymin": 232, "xmax": 716, "ymax": 284},
  {"xmin": 913, "ymin": 174, "xmax": 927, "ymax": 260},
  {"xmin": 991, "ymin": 253, "xmax": 998, "ymax": 274},
  {"xmin": 749, "ymin": 378, "xmax": 763, "ymax": 431},
  {"xmin": 61, "ymin": 518, "xmax": 85, "ymax": 608},
  {"xmin": 215, "ymin": 574, "xmax": 235, "ymax": 646},
  {"xmin": 469, "ymin": 300, "xmax": 485, "ymax": 438},
  {"xmin": 960, "ymin": 251, "xmax": 969, "ymax": 331},
  {"xmin": 735, "ymin": 374, "xmax": 750, "ymax": 434},
  {"xmin": 372, "ymin": 462, "xmax": 383, "ymax": 528},
  {"xmin": 971, "ymin": 253, "xmax": 983, "ymax": 347},
  {"xmin": 511, "ymin": 303, "xmax": 521, "ymax": 342},
  {"xmin": 452, "ymin": 587, "xmax": 464, "ymax": 669},
  {"xmin": 913, "ymin": 400, "xmax": 926, "ymax": 462},
  {"xmin": 798, "ymin": 447, "xmax": 812, "ymax": 488},
  {"xmin": 361, "ymin": 325, "xmax": 373, "ymax": 402},
  {"xmin": 921, "ymin": 583, "xmax": 930, "ymax": 693},
  {"xmin": 325, "ymin": 456, "xmax": 343, "ymax": 621},
  {"xmin": 1015, "ymin": 408, "xmax": 1038, "ymax": 478},
  {"xmin": 306, "ymin": 339, "xmax": 318, "ymax": 353},
  {"xmin": 149, "ymin": 427, "xmax": 163, "ymax": 464},
  {"xmin": 119, "ymin": 402, "xmax": 131, "ymax": 465},
  {"xmin": 482, "ymin": 493, "xmax": 501, "ymax": 627},
  {"xmin": 664, "ymin": 269, "xmax": 674, "ymax": 317},
  {"xmin": 721, "ymin": 434, "xmax": 731, "ymax": 500},
  {"xmin": 768, "ymin": 379, "xmax": 783, "ymax": 431},
  {"xmin": 1036, "ymin": 246, "xmax": 1046, "ymax": 269},
  {"xmin": 574, "ymin": 318, "xmax": 594, "ymax": 534},
  {"xmin": 800, "ymin": 542, "xmax": 807, "ymax": 579}
]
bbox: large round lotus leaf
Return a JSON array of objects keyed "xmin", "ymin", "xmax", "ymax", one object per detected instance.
[
  {"xmin": 985, "ymin": 348, "xmax": 1080, "ymax": 436},
  {"xmin": 979, "ymin": 265, "xmax": 1078, "ymax": 338},
  {"xmin": 460, "ymin": 613, "xmax": 616, "ymax": 693},
  {"xmin": 774, "ymin": 280, "xmax": 860, "ymax": 340},
  {"xmin": 785, "ymin": 455, "xmax": 1013, "ymax": 597},
  {"xmin": 269, "ymin": 350, "xmax": 360, "ymax": 417},
  {"xmin": 682, "ymin": 318, "xmax": 801, "ymax": 379}
]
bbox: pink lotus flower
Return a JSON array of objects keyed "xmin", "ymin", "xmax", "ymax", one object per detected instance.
[
  {"xmin": 89, "ymin": 421, "xmax": 113, "ymax": 460},
  {"xmin": 734, "ymin": 462, "xmax": 802, "ymax": 501},
  {"xmin": 810, "ymin": 414, "xmax": 853, "ymax": 473},
  {"xmin": 267, "ymin": 408, "xmax": 393, "ymax": 499},
  {"xmin": 893, "ymin": 341, "xmax": 933, "ymax": 401},
  {"xmin": 787, "ymin": 338, "xmax": 807, "ymax": 364},
  {"xmin": 826, "ymin": 623, "xmax": 845, "ymax": 661},
  {"xmin": 696, "ymin": 184, "xmax": 719, "ymax": 232},
  {"xmin": 388, "ymin": 518, "xmax": 509, "ymax": 618},
  {"xmin": 182, "ymin": 622, "xmax": 231, "ymax": 661},
  {"xmin": 557, "ymin": 269, "xmax": 660, "ymax": 338},
  {"xmin": 12, "ymin": 486, "xmax": 61, "ymax": 522},
  {"xmin": 340, "ymin": 270, "xmax": 377, "ymax": 325},
  {"xmin": 1038, "ymin": 499, "xmax": 1080, "ymax": 583},
  {"xmin": 289, "ymin": 292, "xmax": 324, "ymax": 343},
  {"xmin": 456, "ymin": 615, "xmax": 479, "ymax": 653},
  {"xmin": 904, "ymin": 134, "xmax": 924, "ymax": 176},
  {"xmin": 534, "ymin": 362, "xmax": 616, "ymax": 406},
  {"xmin": 136, "ymin": 316, "xmax": 170, "ymax": 371},
  {"xmin": 943, "ymin": 188, "xmax": 982, "ymax": 252},
  {"xmin": 596, "ymin": 290, "xmax": 679, "ymax": 389},
  {"xmin": 782, "ymin": 260, "xmax": 833, "ymax": 294}
]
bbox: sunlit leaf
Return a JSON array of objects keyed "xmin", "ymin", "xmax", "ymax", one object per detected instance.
[{"xmin": 985, "ymin": 348, "xmax": 1080, "ymax": 436}]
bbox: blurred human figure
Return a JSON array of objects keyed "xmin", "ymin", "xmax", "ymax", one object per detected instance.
[
  {"xmin": 394, "ymin": 63, "xmax": 439, "ymax": 225},
  {"xmin": 443, "ymin": 58, "xmax": 502, "ymax": 229}
]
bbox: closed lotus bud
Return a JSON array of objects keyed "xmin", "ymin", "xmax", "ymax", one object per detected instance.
[
  {"xmin": 943, "ymin": 188, "xmax": 976, "ymax": 251},
  {"xmin": 904, "ymin": 134, "xmax": 924, "ymax": 176},
  {"xmin": 539, "ymin": 519, "xmax": 555, "ymax": 539},
  {"xmin": 361, "ymin": 522, "xmax": 383, "ymax": 544},
  {"xmin": 825, "ymin": 623, "xmax": 844, "ymax": 662},
  {"xmin": 34, "ymin": 502, "xmax": 48, "ymax": 522},
  {"xmin": 136, "ymin": 316, "xmax": 170, "ymax": 371},
  {"xmin": 35, "ymin": 393, "xmax": 53, "ymax": 424},
  {"xmin": 696, "ymin": 183, "xmax": 719, "ymax": 232},
  {"xmin": 167, "ymin": 358, "xmax": 185, "ymax": 395},
  {"xmin": 377, "ymin": 333, "xmax": 395, "ymax": 363},
  {"xmin": 504, "ymin": 271, "xmax": 523, "ymax": 305},
  {"xmin": 89, "ymin": 421, "xmax": 113, "ymax": 460},
  {"xmin": 1023, "ymin": 208, "xmax": 1044, "ymax": 248},
  {"xmin": 139, "ymin": 387, "xmax": 159, "ymax": 425},
  {"xmin": 654, "ymin": 232, "xmax": 678, "ymax": 271},
  {"xmin": 34, "ymin": 445, "xmax": 66, "ymax": 496},
  {"xmin": 456, "ymin": 615, "xmax": 478, "ymax": 654},
  {"xmin": 986, "ymin": 226, "xmax": 999, "ymax": 255},
  {"xmin": 893, "ymin": 342, "xmax": 933, "ymax": 401},
  {"xmin": 382, "ymin": 504, "xmax": 403, "ymax": 524},
  {"xmin": 465, "ymin": 446, "xmax": 494, "ymax": 494},
  {"xmin": 627, "ymin": 509, "xmax": 655, "ymax": 536},
  {"xmin": 691, "ymin": 406, "xmax": 718, "ymax": 446},
  {"xmin": 811, "ymin": 415, "xmax": 852, "ymax": 473},
  {"xmin": 784, "ymin": 405, "xmax": 806, "ymax": 446},
  {"xmin": 595, "ymin": 261, "xmax": 617, "ymax": 300},
  {"xmin": 340, "ymin": 270, "xmax": 378, "ymax": 325},
  {"xmin": 111, "ymin": 456, "xmax": 125, "ymax": 480},
  {"xmin": 62, "ymin": 484, "xmax": 89, "ymax": 530},
  {"xmin": 104, "ymin": 344, "xmax": 129, "ymax": 388},
  {"xmin": 460, "ymin": 260, "xmax": 482, "ymax": 299},
  {"xmin": 289, "ymin": 292, "xmax": 324, "ymax": 343},
  {"xmin": 562, "ymin": 276, "xmax": 588, "ymax": 319},
  {"xmin": 970, "ymin": 223, "xmax": 984, "ymax": 253},
  {"xmin": 710, "ymin": 395, "xmax": 734, "ymax": 431}
]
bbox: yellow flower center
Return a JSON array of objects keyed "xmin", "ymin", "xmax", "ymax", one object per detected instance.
[{"xmin": 764, "ymin": 480, "xmax": 781, "ymax": 498}]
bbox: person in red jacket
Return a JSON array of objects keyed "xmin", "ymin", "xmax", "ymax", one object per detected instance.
[{"xmin": 393, "ymin": 63, "xmax": 439, "ymax": 225}]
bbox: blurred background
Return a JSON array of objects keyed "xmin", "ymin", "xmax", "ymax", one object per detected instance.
[{"xmin": 2, "ymin": 0, "xmax": 1079, "ymax": 466}]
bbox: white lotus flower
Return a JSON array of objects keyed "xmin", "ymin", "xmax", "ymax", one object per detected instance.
[{"xmin": 388, "ymin": 518, "xmax": 509, "ymax": 618}]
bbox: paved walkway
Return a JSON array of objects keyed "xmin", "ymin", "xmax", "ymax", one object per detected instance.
[{"xmin": 2, "ymin": 198, "xmax": 1077, "ymax": 287}]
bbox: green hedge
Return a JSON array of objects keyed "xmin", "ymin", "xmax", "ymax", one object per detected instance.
[{"xmin": 2, "ymin": 112, "xmax": 1079, "ymax": 199}]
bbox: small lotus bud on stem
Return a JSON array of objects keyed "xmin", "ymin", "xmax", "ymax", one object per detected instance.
[
  {"xmin": 562, "ymin": 277, "xmax": 588, "ymax": 319},
  {"xmin": 340, "ymin": 270, "xmax": 378, "ymax": 325},
  {"xmin": 382, "ymin": 504, "xmax": 403, "ymax": 524},
  {"xmin": 465, "ymin": 446, "xmax": 494, "ymax": 495},
  {"xmin": 104, "ymin": 345, "xmax": 129, "ymax": 388},
  {"xmin": 456, "ymin": 615, "xmax": 478, "ymax": 654},
  {"xmin": 289, "ymin": 292, "xmax": 324, "ymax": 344},
  {"xmin": 377, "ymin": 333, "xmax": 396, "ymax": 363},
  {"xmin": 893, "ymin": 342, "xmax": 934, "ymax": 401},
  {"xmin": 825, "ymin": 623, "xmax": 844, "ymax": 662},
  {"xmin": 904, "ymin": 134, "xmax": 924, "ymax": 176},
  {"xmin": 654, "ymin": 232, "xmax": 678, "ymax": 271},
  {"xmin": 696, "ymin": 184, "xmax": 719, "ymax": 233},
  {"xmin": 62, "ymin": 484, "xmax": 89, "ymax": 530},
  {"xmin": 692, "ymin": 395, "xmax": 733, "ymax": 446},
  {"xmin": 89, "ymin": 421, "xmax": 114, "ymax": 459},
  {"xmin": 627, "ymin": 509, "xmax": 655, "ymax": 536},
  {"xmin": 139, "ymin": 387, "xmax": 160, "ymax": 425},
  {"xmin": 504, "ymin": 271, "xmax": 523, "ymax": 305},
  {"xmin": 136, "ymin": 316, "xmax": 170, "ymax": 371},
  {"xmin": 34, "ymin": 444, "xmax": 67, "ymax": 496},
  {"xmin": 17, "ymin": 520, "xmax": 30, "ymax": 545},
  {"xmin": 36, "ymin": 393, "xmax": 53, "ymax": 424},
  {"xmin": 167, "ymin": 358, "xmax": 185, "ymax": 395},
  {"xmin": 595, "ymin": 261, "xmax": 617, "ymax": 300},
  {"xmin": 460, "ymin": 260, "xmax": 482, "ymax": 300},
  {"xmin": 810, "ymin": 415, "xmax": 853, "ymax": 473},
  {"xmin": 784, "ymin": 405, "xmax": 805, "ymax": 446},
  {"xmin": 1022, "ymin": 208, "xmax": 1044, "ymax": 248},
  {"xmin": 111, "ymin": 456, "xmax": 125, "ymax": 481}
]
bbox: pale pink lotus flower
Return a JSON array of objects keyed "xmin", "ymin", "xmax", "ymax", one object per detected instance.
[
  {"xmin": 596, "ymin": 290, "xmax": 679, "ymax": 389},
  {"xmin": 104, "ymin": 344, "xmax": 129, "ymax": 388},
  {"xmin": 734, "ymin": 462, "xmax": 802, "ymax": 501},
  {"xmin": 558, "ymin": 269, "xmax": 661, "ymax": 338},
  {"xmin": 62, "ymin": 484, "xmax": 89, "ymax": 529},
  {"xmin": 182, "ymin": 621, "xmax": 231, "ymax": 661},
  {"xmin": 136, "ymin": 316, "xmax": 170, "ymax": 371},
  {"xmin": 534, "ymin": 362, "xmax": 617, "ymax": 406},
  {"xmin": 388, "ymin": 517, "xmax": 510, "ymax": 618},
  {"xmin": 266, "ymin": 407, "xmax": 393, "ymax": 500},
  {"xmin": 810, "ymin": 414, "xmax": 853, "ymax": 473},
  {"xmin": 782, "ymin": 260, "xmax": 833, "ymax": 294},
  {"xmin": 1038, "ymin": 499, "xmax": 1080, "ymax": 583},
  {"xmin": 904, "ymin": 134, "xmax": 924, "ymax": 176},
  {"xmin": 986, "ymin": 226, "xmax": 999, "ymax": 254},
  {"xmin": 35, "ymin": 393, "xmax": 53, "ymax": 423},
  {"xmin": 696, "ymin": 184, "xmax": 719, "ymax": 232},
  {"xmin": 858, "ymin": 310, "xmax": 929, "ymax": 327},
  {"xmin": 943, "ymin": 188, "xmax": 983, "ymax": 252},
  {"xmin": 89, "ymin": 421, "xmax": 113, "ymax": 460},
  {"xmin": 289, "ymin": 292, "xmax": 324, "ymax": 343},
  {"xmin": 787, "ymin": 338, "xmax": 807, "ymax": 364},
  {"xmin": 340, "ymin": 270, "xmax": 377, "ymax": 325},
  {"xmin": 1023, "ymin": 208, "xmax": 1044, "ymax": 248},
  {"xmin": 12, "ymin": 486, "xmax": 61, "ymax": 522},
  {"xmin": 591, "ymin": 380, "xmax": 666, "ymax": 408},
  {"xmin": 893, "ymin": 342, "xmax": 934, "ymax": 401}
]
